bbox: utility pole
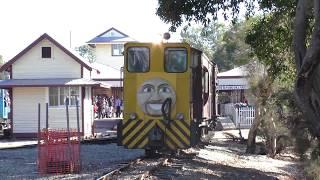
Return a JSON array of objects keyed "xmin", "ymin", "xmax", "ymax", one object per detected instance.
[{"xmin": 69, "ymin": 31, "xmax": 72, "ymax": 49}]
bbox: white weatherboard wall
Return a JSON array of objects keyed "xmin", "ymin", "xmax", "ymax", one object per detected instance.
[
  {"xmin": 95, "ymin": 44, "xmax": 124, "ymax": 70},
  {"xmin": 13, "ymin": 87, "xmax": 88, "ymax": 135},
  {"xmin": 12, "ymin": 39, "xmax": 81, "ymax": 79},
  {"xmin": 48, "ymin": 107, "xmax": 82, "ymax": 130},
  {"xmin": 82, "ymin": 67, "xmax": 91, "ymax": 79},
  {"xmin": 13, "ymin": 87, "xmax": 46, "ymax": 133},
  {"xmin": 46, "ymin": 87, "xmax": 83, "ymax": 131}
]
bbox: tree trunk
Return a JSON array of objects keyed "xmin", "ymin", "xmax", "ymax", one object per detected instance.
[
  {"xmin": 268, "ymin": 118, "xmax": 277, "ymax": 158},
  {"xmin": 294, "ymin": 0, "xmax": 320, "ymax": 140},
  {"xmin": 246, "ymin": 106, "xmax": 261, "ymax": 153}
]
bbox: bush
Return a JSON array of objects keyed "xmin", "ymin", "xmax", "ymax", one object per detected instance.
[{"xmin": 305, "ymin": 158, "xmax": 320, "ymax": 180}]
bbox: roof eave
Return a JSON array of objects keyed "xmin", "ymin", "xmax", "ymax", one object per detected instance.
[{"xmin": 0, "ymin": 33, "xmax": 93, "ymax": 72}]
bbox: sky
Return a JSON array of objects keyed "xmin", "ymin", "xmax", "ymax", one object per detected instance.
[{"xmin": 0, "ymin": 0, "xmax": 181, "ymax": 61}]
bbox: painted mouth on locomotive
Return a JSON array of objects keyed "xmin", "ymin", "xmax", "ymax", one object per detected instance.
[{"xmin": 137, "ymin": 78, "xmax": 176, "ymax": 117}]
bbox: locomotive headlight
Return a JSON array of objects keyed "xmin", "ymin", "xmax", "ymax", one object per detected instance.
[
  {"xmin": 176, "ymin": 113, "xmax": 184, "ymax": 120},
  {"xmin": 129, "ymin": 113, "xmax": 137, "ymax": 120}
]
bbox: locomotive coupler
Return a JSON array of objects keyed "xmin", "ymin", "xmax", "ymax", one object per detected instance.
[{"xmin": 161, "ymin": 98, "xmax": 172, "ymax": 126}]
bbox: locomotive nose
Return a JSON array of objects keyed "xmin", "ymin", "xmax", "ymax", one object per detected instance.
[{"xmin": 137, "ymin": 78, "xmax": 176, "ymax": 117}]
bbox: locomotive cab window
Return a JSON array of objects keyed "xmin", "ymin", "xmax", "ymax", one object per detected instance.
[
  {"xmin": 127, "ymin": 47, "xmax": 150, "ymax": 72},
  {"xmin": 165, "ymin": 48, "xmax": 187, "ymax": 72}
]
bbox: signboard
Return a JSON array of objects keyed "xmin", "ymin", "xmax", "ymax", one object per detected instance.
[{"xmin": 217, "ymin": 85, "xmax": 247, "ymax": 90}]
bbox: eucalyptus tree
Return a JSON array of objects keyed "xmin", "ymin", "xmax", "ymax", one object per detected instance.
[
  {"xmin": 156, "ymin": 0, "xmax": 320, "ymax": 150},
  {"xmin": 181, "ymin": 20, "xmax": 253, "ymax": 71},
  {"xmin": 75, "ymin": 45, "xmax": 96, "ymax": 63}
]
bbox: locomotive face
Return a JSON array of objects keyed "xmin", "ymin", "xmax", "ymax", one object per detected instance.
[{"xmin": 137, "ymin": 78, "xmax": 176, "ymax": 117}]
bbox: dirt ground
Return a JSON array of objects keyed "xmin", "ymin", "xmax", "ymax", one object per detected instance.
[
  {"xmin": 113, "ymin": 130, "xmax": 305, "ymax": 180},
  {"xmin": 0, "ymin": 130, "xmax": 305, "ymax": 179}
]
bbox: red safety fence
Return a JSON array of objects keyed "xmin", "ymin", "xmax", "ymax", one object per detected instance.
[{"xmin": 38, "ymin": 129, "xmax": 81, "ymax": 174}]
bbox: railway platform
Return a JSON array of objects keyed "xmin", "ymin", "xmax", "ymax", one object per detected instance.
[{"xmin": 0, "ymin": 140, "xmax": 37, "ymax": 149}]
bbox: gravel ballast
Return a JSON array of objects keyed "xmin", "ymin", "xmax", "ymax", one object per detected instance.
[{"xmin": 0, "ymin": 143, "xmax": 143, "ymax": 179}]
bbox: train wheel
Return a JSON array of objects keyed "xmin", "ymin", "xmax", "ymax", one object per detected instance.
[
  {"xmin": 145, "ymin": 149, "xmax": 156, "ymax": 158},
  {"xmin": 169, "ymin": 149, "xmax": 178, "ymax": 156},
  {"xmin": 3, "ymin": 129, "xmax": 11, "ymax": 138}
]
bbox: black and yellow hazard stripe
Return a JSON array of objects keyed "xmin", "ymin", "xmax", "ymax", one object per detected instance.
[
  {"xmin": 156, "ymin": 120, "xmax": 190, "ymax": 150},
  {"xmin": 121, "ymin": 119, "xmax": 155, "ymax": 149},
  {"xmin": 127, "ymin": 120, "xmax": 156, "ymax": 148},
  {"xmin": 120, "ymin": 119, "xmax": 191, "ymax": 150}
]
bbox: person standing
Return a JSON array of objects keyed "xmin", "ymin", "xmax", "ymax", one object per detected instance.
[
  {"xmin": 115, "ymin": 96, "xmax": 121, "ymax": 118},
  {"xmin": 108, "ymin": 96, "xmax": 114, "ymax": 117}
]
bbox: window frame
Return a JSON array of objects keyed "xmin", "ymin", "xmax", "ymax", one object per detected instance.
[
  {"xmin": 126, "ymin": 46, "xmax": 150, "ymax": 73},
  {"xmin": 202, "ymin": 67, "xmax": 209, "ymax": 94},
  {"xmin": 164, "ymin": 47, "xmax": 188, "ymax": 73},
  {"xmin": 48, "ymin": 86, "xmax": 80, "ymax": 107},
  {"xmin": 111, "ymin": 44, "xmax": 124, "ymax": 56},
  {"xmin": 41, "ymin": 46, "xmax": 52, "ymax": 59},
  {"xmin": 202, "ymin": 67, "xmax": 210, "ymax": 105}
]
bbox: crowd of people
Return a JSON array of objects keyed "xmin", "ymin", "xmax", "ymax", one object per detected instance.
[{"xmin": 93, "ymin": 95, "xmax": 123, "ymax": 119}]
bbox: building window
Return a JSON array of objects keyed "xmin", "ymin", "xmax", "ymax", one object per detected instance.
[
  {"xmin": 112, "ymin": 44, "xmax": 124, "ymax": 56},
  {"xmin": 42, "ymin": 47, "xmax": 52, "ymax": 58},
  {"xmin": 49, "ymin": 86, "xmax": 80, "ymax": 107}
]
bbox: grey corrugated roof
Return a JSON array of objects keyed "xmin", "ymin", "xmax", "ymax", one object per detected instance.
[
  {"xmin": 218, "ymin": 65, "xmax": 248, "ymax": 77},
  {"xmin": 86, "ymin": 27, "xmax": 136, "ymax": 44},
  {"xmin": 0, "ymin": 78, "xmax": 110, "ymax": 88}
]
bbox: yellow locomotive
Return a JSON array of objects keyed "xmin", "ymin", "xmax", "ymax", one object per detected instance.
[{"xmin": 117, "ymin": 42, "xmax": 217, "ymax": 155}]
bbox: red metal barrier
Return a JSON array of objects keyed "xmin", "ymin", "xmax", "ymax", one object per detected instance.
[{"xmin": 38, "ymin": 129, "xmax": 81, "ymax": 174}]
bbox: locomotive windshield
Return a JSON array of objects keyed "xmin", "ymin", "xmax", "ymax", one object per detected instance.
[
  {"xmin": 165, "ymin": 48, "xmax": 187, "ymax": 72},
  {"xmin": 127, "ymin": 47, "xmax": 150, "ymax": 72}
]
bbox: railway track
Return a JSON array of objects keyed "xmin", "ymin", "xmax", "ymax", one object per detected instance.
[
  {"xmin": 97, "ymin": 158, "xmax": 143, "ymax": 180},
  {"xmin": 98, "ymin": 150, "xmax": 196, "ymax": 180}
]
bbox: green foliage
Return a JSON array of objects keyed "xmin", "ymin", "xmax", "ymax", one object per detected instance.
[
  {"xmin": 214, "ymin": 20, "xmax": 254, "ymax": 71},
  {"xmin": 75, "ymin": 45, "xmax": 96, "ymax": 63},
  {"xmin": 181, "ymin": 21, "xmax": 253, "ymax": 71},
  {"xmin": 156, "ymin": 0, "xmax": 251, "ymax": 32},
  {"xmin": 180, "ymin": 23, "xmax": 225, "ymax": 60},
  {"xmin": 157, "ymin": 0, "xmax": 296, "ymax": 82},
  {"xmin": 246, "ymin": 12, "xmax": 295, "ymax": 84},
  {"xmin": 247, "ymin": 67, "xmax": 305, "ymax": 157},
  {"xmin": 305, "ymin": 157, "xmax": 320, "ymax": 180},
  {"xmin": 250, "ymin": 77, "xmax": 294, "ymax": 156}
]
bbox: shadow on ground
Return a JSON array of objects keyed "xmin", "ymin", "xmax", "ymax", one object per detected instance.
[{"xmin": 175, "ymin": 157, "xmax": 281, "ymax": 180}]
